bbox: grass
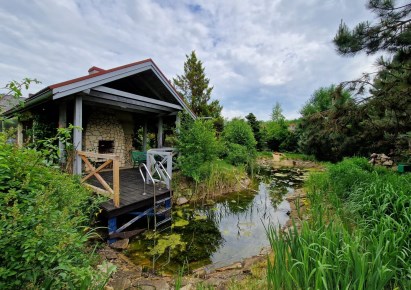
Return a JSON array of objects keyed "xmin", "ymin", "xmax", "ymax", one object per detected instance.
[
  {"xmin": 266, "ymin": 157, "xmax": 411, "ymax": 289},
  {"xmin": 173, "ymin": 160, "xmax": 247, "ymax": 200}
]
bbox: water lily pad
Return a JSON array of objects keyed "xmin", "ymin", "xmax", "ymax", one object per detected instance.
[{"xmin": 173, "ymin": 219, "xmax": 189, "ymax": 227}]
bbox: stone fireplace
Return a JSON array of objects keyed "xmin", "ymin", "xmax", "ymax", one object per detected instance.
[{"xmin": 83, "ymin": 109, "xmax": 133, "ymax": 167}]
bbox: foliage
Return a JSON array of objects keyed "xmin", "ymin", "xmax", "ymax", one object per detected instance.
[
  {"xmin": 298, "ymin": 85, "xmax": 359, "ymax": 161},
  {"xmin": 176, "ymin": 117, "xmax": 219, "ymax": 182},
  {"xmin": 173, "ymin": 51, "xmax": 222, "ymax": 119},
  {"xmin": 267, "ymin": 158, "xmax": 411, "ymax": 289},
  {"xmin": 261, "ymin": 119, "xmax": 288, "ymax": 152},
  {"xmin": 0, "ymin": 135, "xmax": 104, "ymax": 289},
  {"xmin": 1, "ymin": 78, "xmax": 40, "ymax": 105},
  {"xmin": 245, "ymin": 113, "xmax": 263, "ymax": 150},
  {"xmin": 270, "ymin": 101, "xmax": 285, "ymax": 122},
  {"xmin": 329, "ymin": 0, "xmax": 411, "ymax": 159},
  {"xmin": 221, "ymin": 118, "xmax": 256, "ymax": 165}
]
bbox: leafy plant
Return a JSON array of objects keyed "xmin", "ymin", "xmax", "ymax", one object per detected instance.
[
  {"xmin": 0, "ymin": 134, "xmax": 103, "ymax": 289},
  {"xmin": 176, "ymin": 117, "xmax": 219, "ymax": 182}
]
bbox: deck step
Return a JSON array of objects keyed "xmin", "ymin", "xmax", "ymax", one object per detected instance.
[
  {"xmin": 155, "ymin": 197, "xmax": 172, "ymax": 205},
  {"xmin": 155, "ymin": 217, "xmax": 172, "ymax": 228},
  {"xmin": 156, "ymin": 207, "xmax": 171, "ymax": 215}
]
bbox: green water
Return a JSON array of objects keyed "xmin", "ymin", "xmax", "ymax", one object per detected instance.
[{"xmin": 126, "ymin": 167, "xmax": 306, "ymax": 273}]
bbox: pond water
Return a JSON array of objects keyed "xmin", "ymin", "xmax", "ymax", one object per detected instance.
[{"xmin": 126, "ymin": 167, "xmax": 306, "ymax": 273}]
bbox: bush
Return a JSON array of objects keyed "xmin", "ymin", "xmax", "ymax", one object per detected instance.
[
  {"xmin": 0, "ymin": 135, "xmax": 102, "ymax": 289},
  {"xmin": 177, "ymin": 118, "xmax": 219, "ymax": 182},
  {"xmin": 222, "ymin": 119, "xmax": 256, "ymax": 165},
  {"xmin": 225, "ymin": 143, "xmax": 249, "ymax": 166}
]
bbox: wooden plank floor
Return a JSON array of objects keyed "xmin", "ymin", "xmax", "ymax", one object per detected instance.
[{"xmin": 87, "ymin": 168, "xmax": 170, "ymax": 218}]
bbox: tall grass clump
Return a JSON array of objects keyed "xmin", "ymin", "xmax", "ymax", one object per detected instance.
[
  {"xmin": 267, "ymin": 157, "xmax": 411, "ymax": 289},
  {"xmin": 0, "ymin": 135, "xmax": 105, "ymax": 289}
]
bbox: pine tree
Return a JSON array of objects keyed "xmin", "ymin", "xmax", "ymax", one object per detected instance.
[{"xmin": 173, "ymin": 51, "xmax": 222, "ymax": 118}]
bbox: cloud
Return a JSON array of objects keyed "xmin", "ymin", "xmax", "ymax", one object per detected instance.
[{"xmin": 0, "ymin": 0, "xmax": 378, "ymax": 120}]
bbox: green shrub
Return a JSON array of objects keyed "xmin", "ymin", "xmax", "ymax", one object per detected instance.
[
  {"xmin": 222, "ymin": 119, "xmax": 256, "ymax": 165},
  {"xmin": 0, "ymin": 135, "xmax": 103, "ymax": 289},
  {"xmin": 177, "ymin": 118, "xmax": 219, "ymax": 182},
  {"xmin": 222, "ymin": 119, "xmax": 256, "ymax": 151},
  {"xmin": 225, "ymin": 143, "xmax": 248, "ymax": 166}
]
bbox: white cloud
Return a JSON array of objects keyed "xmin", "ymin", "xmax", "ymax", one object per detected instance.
[{"xmin": 0, "ymin": 0, "xmax": 378, "ymax": 120}]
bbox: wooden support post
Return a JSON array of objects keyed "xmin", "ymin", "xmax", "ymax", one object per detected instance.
[
  {"xmin": 17, "ymin": 121, "xmax": 23, "ymax": 148},
  {"xmin": 157, "ymin": 117, "xmax": 163, "ymax": 148},
  {"xmin": 175, "ymin": 114, "xmax": 181, "ymax": 134},
  {"xmin": 58, "ymin": 102, "xmax": 67, "ymax": 163},
  {"xmin": 142, "ymin": 119, "xmax": 147, "ymax": 152},
  {"xmin": 73, "ymin": 96, "xmax": 83, "ymax": 175},
  {"xmin": 113, "ymin": 156, "xmax": 120, "ymax": 208},
  {"xmin": 108, "ymin": 217, "xmax": 117, "ymax": 244}
]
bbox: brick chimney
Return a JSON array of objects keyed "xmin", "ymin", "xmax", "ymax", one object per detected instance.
[{"xmin": 88, "ymin": 66, "xmax": 104, "ymax": 75}]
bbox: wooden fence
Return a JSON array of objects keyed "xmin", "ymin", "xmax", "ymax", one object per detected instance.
[{"xmin": 77, "ymin": 151, "xmax": 120, "ymax": 207}]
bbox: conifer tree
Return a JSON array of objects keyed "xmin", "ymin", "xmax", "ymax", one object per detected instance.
[{"xmin": 173, "ymin": 51, "xmax": 222, "ymax": 118}]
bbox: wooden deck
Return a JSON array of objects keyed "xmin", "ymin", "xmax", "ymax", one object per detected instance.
[{"xmin": 87, "ymin": 168, "xmax": 171, "ymax": 218}]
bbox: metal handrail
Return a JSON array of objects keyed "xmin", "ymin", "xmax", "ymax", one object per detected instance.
[
  {"xmin": 155, "ymin": 161, "xmax": 172, "ymax": 190},
  {"xmin": 139, "ymin": 163, "xmax": 156, "ymax": 196}
]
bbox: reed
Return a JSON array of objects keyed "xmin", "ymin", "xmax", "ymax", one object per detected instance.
[{"xmin": 266, "ymin": 157, "xmax": 411, "ymax": 289}]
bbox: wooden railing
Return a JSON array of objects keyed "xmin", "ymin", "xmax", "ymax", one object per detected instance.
[{"xmin": 77, "ymin": 151, "xmax": 120, "ymax": 208}]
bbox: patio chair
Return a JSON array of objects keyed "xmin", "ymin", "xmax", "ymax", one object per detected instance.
[{"xmin": 131, "ymin": 151, "xmax": 147, "ymax": 168}]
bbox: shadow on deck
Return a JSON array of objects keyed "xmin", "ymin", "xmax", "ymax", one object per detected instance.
[{"xmin": 87, "ymin": 168, "xmax": 171, "ymax": 218}]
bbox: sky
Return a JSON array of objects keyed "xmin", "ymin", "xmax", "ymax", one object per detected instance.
[{"xmin": 0, "ymin": 0, "xmax": 379, "ymax": 120}]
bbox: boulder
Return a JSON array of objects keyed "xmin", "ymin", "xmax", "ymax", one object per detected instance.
[
  {"xmin": 176, "ymin": 197, "xmax": 189, "ymax": 206},
  {"xmin": 110, "ymin": 238, "xmax": 129, "ymax": 250}
]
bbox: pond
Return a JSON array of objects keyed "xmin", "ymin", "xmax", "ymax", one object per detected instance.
[{"xmin": 125, "ymin": 167, "xmax": 306, "ymax": 273}]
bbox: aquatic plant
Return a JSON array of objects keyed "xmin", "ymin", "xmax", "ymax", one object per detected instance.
[{"xmin": 267, "ymin": 158, "xmax": 411, "ymax": 289}]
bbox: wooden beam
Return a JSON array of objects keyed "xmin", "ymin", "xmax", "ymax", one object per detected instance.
[
  {"xmin": 113, "ymin": 156, "xmax": 120, "ymax": 208},
  {"xmin": 175, "ymin": 114, "xmax": 181, "ymax": 134},
  {"xmin": 77, "ymin": 150, "xmax": 117, "ymax": 160},
  {"xmin": 17, "ymin": 121, "xmax": 23, "ymax": 148},
  {"xmin": 81, "ymin": 159, "xmax": 113, "ymax": 182},
  {"xmin": 142, "ymin": 119, "xmax": 147, "ymax": 152},
  {"xmin": 80, "ymin": 155, "xmax": 114, "ymax": 194},
  {"xmin": 84, "ymin": 93, "xmax": 165, "ymax": 113},
  {"xmin": 157, "ymin": 117, "xmax": 163, "ymax": 148},
  {"xmin": 73, "ymin": 96, "xmax": 83, "ymax": 175},
  {"xmin": 83, "ymin": 183, "xmax": 113, "ymax": 198},
  {"xmin": 83, "ymin": 96, "xmax": 153, "ymax": 115},
  {"xmin": 93, "ymin": 85, "xmax": 182, "ymax": 110},
  {"xmin": 58, "ymin": 102, "xmax": 67, "ymax": 163}
]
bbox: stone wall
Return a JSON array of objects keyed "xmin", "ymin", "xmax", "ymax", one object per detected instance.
[{"xmin": 83, "ymin": 109, "xmax": 132, "ymax": 167}]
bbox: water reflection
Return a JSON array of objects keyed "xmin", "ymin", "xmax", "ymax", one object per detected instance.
[{"xmin": 127, "ymin": 167, "xmax": 305, "ymax": 272}]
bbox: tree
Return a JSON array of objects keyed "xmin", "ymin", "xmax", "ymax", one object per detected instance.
[
  {"xmin": 298, "ymin": 85, "xmax": 361, "ymax": 161},
  {"xmin": 245, "ymin": 113, "xmax": 263, "ymax": 150},
  {"xmin": 173, "ymin": 51, "xmax": 222, "ymax": 118},
  {"xmin": 271, "ymin": 102, "xmax": 285, "ymax": 123},
  {"xmin": 333, "ymin": 0, "xmax": 411, "ymax": 156}
]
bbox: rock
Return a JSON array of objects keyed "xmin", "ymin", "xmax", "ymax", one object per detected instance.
[
  {"xmin": 383, "ymin": 160, "xmax": 394, "ymax": 166},
  {"xmin": 203, "ymin": 277, "xmax": 225, "ymax": 287},
  {"xmin": 135, "ymin": 279, "xmax": 170, "ymax": 290},
  {"xmin": 193, "ymin": 267, "xmax": 207, "ymax": 278},
  {"xmin": 111, "ymin": 278, "xmax": 132, "ymax": 290},
  {"xmin": 176, "ymin": 197, "xmax": 189, "ymax": 206},
  {"xmin": 180, "ymin": 284, "xmax": 194, "ymax": 290},
  {"xmin": 380, "ymin": 153, "xmax": 389, "ymax": 160},
  {"xmin": 104, "ymin": 286, "xmax": 114, "ymax": 290},
  {"xmin": 371, "ymin": 153, "xmax": 378, "ymax": 158},
  {"xmin": 215, "ymin": 262, "xmax": 242, "ymax": 272},
  {"xmin": 242, "ymin": 256, "xmax": 265, "ymax": 272},
  {"xmin": 110, "ymin": 238, "xmax": 129, "ymax": 250}
]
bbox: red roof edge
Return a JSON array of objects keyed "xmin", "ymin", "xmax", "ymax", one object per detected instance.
[
  {"xmin": 88, "ymin": 66, "xmax": 105, "ymax": 73},
  {"xmin": 49, "ymin": 58, "xmax": 152, "ymax": 89}
]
